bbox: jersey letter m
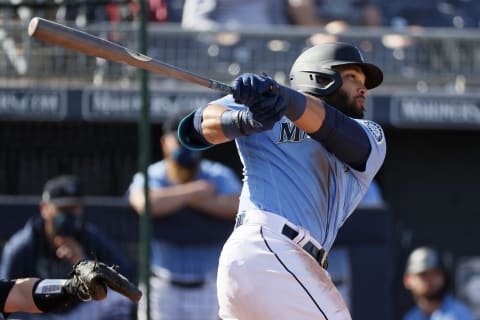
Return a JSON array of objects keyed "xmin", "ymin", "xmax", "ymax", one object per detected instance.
[{"xmin": 277, "ymin": 122, "xmax": 306, "ymax": 143}]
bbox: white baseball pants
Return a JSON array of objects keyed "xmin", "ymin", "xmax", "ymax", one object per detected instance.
[{"xmin": 216, "ymin": 210, "xmax": 352, "ymax": 320}]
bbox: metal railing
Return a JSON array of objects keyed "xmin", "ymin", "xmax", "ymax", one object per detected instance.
[{"xmin": 1, "ymin": 20, "xmax": 480, "ymax": 93}]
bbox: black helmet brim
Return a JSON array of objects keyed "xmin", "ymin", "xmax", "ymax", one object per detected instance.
[{"xmin": 327, "ymin": 60, "xmax": 383, "ymax": 89}]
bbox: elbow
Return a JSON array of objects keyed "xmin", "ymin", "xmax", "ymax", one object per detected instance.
[{"xmin": 129, "ymin": 193, "xmax": 145, "ymax": 215}]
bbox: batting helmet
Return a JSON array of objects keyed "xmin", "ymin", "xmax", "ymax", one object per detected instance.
[{"xmin": 289, "ymin": 42, "xmax": 383, "ymax": 96}]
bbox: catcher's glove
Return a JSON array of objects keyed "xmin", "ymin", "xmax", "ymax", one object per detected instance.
[{"xmin": 64, "ymin": 259, "xmax": 142, "ymax": 302}]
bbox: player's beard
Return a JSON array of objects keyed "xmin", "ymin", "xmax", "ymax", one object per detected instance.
[{"xmin": 324, "ymin": 89, "xmax": 364, "ymax": 119}]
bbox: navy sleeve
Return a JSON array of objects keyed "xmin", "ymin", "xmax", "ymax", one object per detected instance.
[
  {"xmin": 309, "ymin": 103, "xmax": 371, "ymax": 171},
  {"xmin": 0, "ymin": 280, "xmax": 15, "ymax": 315}
]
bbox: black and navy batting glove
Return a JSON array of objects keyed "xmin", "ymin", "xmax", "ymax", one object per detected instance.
[{"xmin": 232, "ymin": 73, "xmax": 276, "ymax": 107}]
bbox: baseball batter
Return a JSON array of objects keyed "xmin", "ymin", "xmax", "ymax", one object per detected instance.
[{"xmin": 178, "ymin": 42, "xmax": 386, "ymax": 319}]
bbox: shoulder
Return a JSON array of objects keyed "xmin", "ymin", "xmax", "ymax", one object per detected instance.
[
  {"xmin": 132, "ymin": 161, "xmax": 167, "ymax": 178},
  {"xmin": 129, "ymin": 161, "xmax": 167, "ymax": 190},
  {"xmin": 148, "ymin": 160, "xmax": 167, "ymax": 176},
  {"xmin": 347, "ymin": 120, "xmax": 386, "ymax": 183},
  {"xmin": 2, "ymin": 217, "xmax": 38, "ymax": 252},
  {"xmin": 127, "ymin": 160, "xmax": 167, "ymax": 195},
  {"xmin": 444, "ymin": 295, "xmax": 475, "ymax": 318},
  {"xmin": 355, "ymin": 120, "xmax": 386, "ymax": 145}
]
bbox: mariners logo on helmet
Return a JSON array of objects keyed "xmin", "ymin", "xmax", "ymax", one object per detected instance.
[{"xmin": 290, "ymin": 42, "xmax": 383, "ymax": 96}]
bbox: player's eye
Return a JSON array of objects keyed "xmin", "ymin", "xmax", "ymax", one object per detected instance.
[
  {"xmin": 344, "ymin": 73, "xmax": 365, "ymax": 85},
  {"xmin": 344, "ymin": 73, "xmax": 356, "ymax": 80}
]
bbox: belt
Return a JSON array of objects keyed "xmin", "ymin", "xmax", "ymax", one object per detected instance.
[
  {"xmin": 235, "ymin": 212, "xmax": 328, "ymax": 269},
  {"xmin": 151, "ymin": 267, "xmax": 206, "ymax": 289},
  {"xmin": 169, "ymin": 279, "xmax": 205, "ymax": 288}
]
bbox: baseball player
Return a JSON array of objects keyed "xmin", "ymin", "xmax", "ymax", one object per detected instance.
[{"xmin": 178, "ymin": 42, "xmax": 386, "ymax": 319}]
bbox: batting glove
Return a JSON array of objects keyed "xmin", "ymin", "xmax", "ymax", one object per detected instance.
[
  {"xmin": 221, "ymin": 93, "xmax": 286, "ymax": 139},
  {"xmin": 232, "ymin": 73, "xmax": 306, "ymax": 121}
]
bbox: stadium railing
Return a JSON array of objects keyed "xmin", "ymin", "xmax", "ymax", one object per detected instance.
[{"xmin": 0, "ymin": 21, "xmax": 479, "ymax": 93}]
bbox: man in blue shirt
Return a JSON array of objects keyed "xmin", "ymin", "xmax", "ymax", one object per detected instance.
[
  {"xmin": 128, "ymin": 111, "xmax": 242, "ymax": 320},
  {"xmin": 403, "ymin": 246, "xmax": 475, "ymax": 320}
]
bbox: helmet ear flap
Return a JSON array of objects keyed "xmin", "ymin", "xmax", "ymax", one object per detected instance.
[{"xmin": 290, "ymin": 68, "xmax": 342, "ymax": 96}]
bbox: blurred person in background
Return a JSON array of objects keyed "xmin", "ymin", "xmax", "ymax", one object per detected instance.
[
  {"xmin": 105, "ymin": 0, "xmax": 184, "ymax": 23},
  {"xmin": 128, "ymin": 111, "xmax": 242, "ymax": 320},
  {"xmin": 403, "ymin": 246, "xmax": 475, "ymax": 320},
  {"xmin": 289, "ymin": 0, "xmax": 384, "ymax": 27},
  {"xmin": 0, "ymin": 174, "xmax": 135, "ymax": 320},
  {"xmin": 180, "ymin": 0, "xmax": 340, "ymax": 30},
  {"xmin": 382, "ymin": 0, "xmax": 479, "ymax": 28}
]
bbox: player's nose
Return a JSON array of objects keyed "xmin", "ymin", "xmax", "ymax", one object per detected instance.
[{"xmin": 358, "ymin": 86, "xmax": 368, "ymax": 96}]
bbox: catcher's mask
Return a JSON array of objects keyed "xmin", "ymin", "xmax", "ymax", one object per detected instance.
[
  {"xmin": 53, "ymin": 212, "xmax": 84, "ymax": 237},
  {"xmin": 289, "ymin": 42, "xmax": 383, "ymax": 96}
]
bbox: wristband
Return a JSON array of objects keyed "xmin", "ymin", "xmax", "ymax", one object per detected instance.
[
  {"xmin": 278, "ymin": 84, "xmax": 307, "ymax": 121},
  {"xmin": 32, "ymin": 279, "xmax": 77, "ymax": 312},
  {"xmin": 221, "ymin": 110, "xmax": 260, "ymax": 139}
]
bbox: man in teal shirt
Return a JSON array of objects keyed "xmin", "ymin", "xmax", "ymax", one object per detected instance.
[{"xmin": 403, "ymin": 246, "xmax": 475, "ymax": 320}]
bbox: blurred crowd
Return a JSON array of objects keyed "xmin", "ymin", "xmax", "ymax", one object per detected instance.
[{"xmin": 1, "ymin": 0, "xmax": 479, "ymax": 29}]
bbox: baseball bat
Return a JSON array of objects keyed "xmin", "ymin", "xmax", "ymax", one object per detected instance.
[{"xmin": 27, "ymin": 17, "xmax": 233, "ymax": 94}]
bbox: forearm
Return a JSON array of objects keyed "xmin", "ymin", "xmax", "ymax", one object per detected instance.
[
  {"xmin": 201, "ymin": 104, "xmax": 233, "ymax": 145},
  {"xmin": 195, "ymin": 95, "xmax": 327, "ymax": 145},
  {"xmin": 130, "ymin": 188, "xmax": 192, "ymax": 217},
  {"xmin": 188, "ymin": 194, "xmax": 239, "ymax": 219},
  {"xmin": 131, "ymin": 180, "xmax": 223, "ymax": 216},
  {"xmin": 3, "ymin": 278, "xmax": 41, "ymax": 314},
  {"xmin": 291, "ymin": 94, "xmax": 326, "ymax": 134}
]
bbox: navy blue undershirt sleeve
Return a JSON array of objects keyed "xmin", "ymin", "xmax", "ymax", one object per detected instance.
[{"xmin": 309, "ymin": 103, "xmax": 371, "ymax": 171}]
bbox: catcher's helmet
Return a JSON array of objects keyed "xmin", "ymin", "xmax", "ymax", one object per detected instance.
[{"xmin": 289, "ymin": 42, "xmax": 383, "ymax": 96}]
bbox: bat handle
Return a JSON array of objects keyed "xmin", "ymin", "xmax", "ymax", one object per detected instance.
[{"xmin": 209, "ymin": 80, "xmax": 233, "ymax": 94}]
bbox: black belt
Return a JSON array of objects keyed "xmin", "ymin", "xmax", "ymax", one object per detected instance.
[
  {"xmin": 169, "ymin": 279, "xmax": 205, "ymax": 288},
  {"xmin": 151, "ymin": 271, "xmax": 206, "ymax": 288},
  {"xmin": 235, "ymin": 215, "xmax": 328, "ymax": 269},
  {"xmin": 282, "ymin": 224, "xmax": 328, "ymax": 269}
]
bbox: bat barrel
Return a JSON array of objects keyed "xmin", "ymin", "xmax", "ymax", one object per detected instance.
[{"xmin": 28, "ymin": 17, "xmax": 233, "ymax": 94}]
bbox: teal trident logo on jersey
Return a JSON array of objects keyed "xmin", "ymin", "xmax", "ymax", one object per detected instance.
[{"xmin": 277, "ymin": 121, "xmax": 307, "ymax": 143}]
